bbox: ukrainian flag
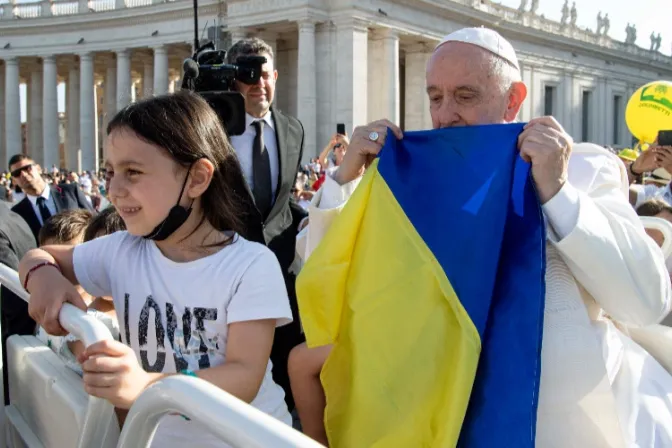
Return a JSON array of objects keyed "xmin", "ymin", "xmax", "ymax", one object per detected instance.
[{"xmin": 297, "ymin": 123, "xmax": 546, "ymax": 448}]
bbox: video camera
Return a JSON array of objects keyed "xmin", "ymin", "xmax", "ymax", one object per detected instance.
[{"xmin": 181, "ymin": 41, "xmax": 266, "ymax": 136}]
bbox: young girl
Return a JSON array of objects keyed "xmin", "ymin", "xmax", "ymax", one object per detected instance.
[{"xmin": 20, "ymin": 92, "xmax": 293, "ymax": 447}]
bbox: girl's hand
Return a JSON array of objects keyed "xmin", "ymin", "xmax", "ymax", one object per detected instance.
[
  {"xmin": 27, "ymin": 266, "xmax": 87, "ymax": 336},
  {"xmin": 79, "ymin": 340, "xmax": 160, "ymax": 409}
]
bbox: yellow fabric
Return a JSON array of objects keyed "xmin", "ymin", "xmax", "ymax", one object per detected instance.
[{"xmin": 297, "ymin": 161, "xmax": 482, "ymax": 448}]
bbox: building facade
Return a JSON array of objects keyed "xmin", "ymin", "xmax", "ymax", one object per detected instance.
[{"xmin": 1, "ymin": 0, "xmax": 671, "ymax": 171}]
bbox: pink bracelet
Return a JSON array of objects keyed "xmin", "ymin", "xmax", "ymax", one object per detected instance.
[{"xmin": 23, "ymin": 262, "xmax": 60, "ymax": 292}]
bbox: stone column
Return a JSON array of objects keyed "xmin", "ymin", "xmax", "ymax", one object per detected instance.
[
  {"xmin": 104, "ymin": 60, "xmax": 117, "ymax": 137},
  {"xmin": 67, "ymin": 61, "xmax": 80, "ymax": 171},
  {"xmin": 80, "ymin": 52, "xmax": 96, "ymax": 171},
  {"xmin": 0, "ymin": 64, "xmax": 6, "ymax": 169},
  {"xmin": 29, "ymin": 65, "xmax": 43, "ymax": 163},
  {"xmin": 116, "ymin": 49, "xmax": 132, "ymax": 111},
  {"xmin": 596, "ymin": 77, "xmax": 608, "ymax": 145},
  {"xmin": 297, "ymin": 20, "xmax": 317, "ymax": 160},
  {"xmin": 143, "ymin": 56, "xmax": 153, "ymax": 98},
  {"xmin": 368, "ymin": 28, "xmax": 399, "ymax": 124},
  {"xmin": 562, "ymin": 71, "xmax": 574, "ymax": 137},
  {"xmin": 404, "ymin": 45, "xmax": 432, "ymax": 131},
  {"xmin": 334, "ymin": 19, "xmax": 368, "ymax": 147},
  {"xmin": 258, "ymin": 31, "xmax": 278, "ymax": 61},
  {"xmin": 153, "ymin": 45, "xmax": 169, "ymax": 95},
  {"xmin": 43, "ymin": 55, "xmax": 59, "ymax": 169},
  {"xmin": 5, "ymin": 57, "xmax": 21, "ymax": 161}
]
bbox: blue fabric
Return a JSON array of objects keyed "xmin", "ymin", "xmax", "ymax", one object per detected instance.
[{"xmin": 377, "ymin": 124, "xmax": 546, "ymax": 447}]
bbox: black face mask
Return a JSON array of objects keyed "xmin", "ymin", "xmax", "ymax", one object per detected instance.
[{"xmin": 143, "ymin": 168, "xmax": 193, "ymax": 241}]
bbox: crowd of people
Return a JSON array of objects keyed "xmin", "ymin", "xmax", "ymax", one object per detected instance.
[
  {"xmin": 0, "ymin": 27, "xmax": 669, "ymax": 448},
  {"xmin": 0, "ymin": 164, "xmax": 109, "ymax": 211}
]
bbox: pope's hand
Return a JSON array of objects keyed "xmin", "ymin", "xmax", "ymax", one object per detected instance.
[
  {"xmin": 518, "ymin": 116, "xmax": 573, "ymax": 204},
  {"xmin": 333, "ymin": 119, "xmax": 403, "ymax": 185}
]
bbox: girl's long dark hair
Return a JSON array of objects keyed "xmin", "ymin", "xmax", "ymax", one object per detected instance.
[{"xmin": 106, "ymin": 91, "xmax": 250, "ymax": 242}]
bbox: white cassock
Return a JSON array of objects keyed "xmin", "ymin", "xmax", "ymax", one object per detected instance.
[{"xmin": 296, "ymin": 142, "xmax": 672, "ymax": 447}]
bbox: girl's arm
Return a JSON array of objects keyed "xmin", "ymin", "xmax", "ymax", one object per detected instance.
[
  {"xmin": 19, "ymin": 246, "xmax": 88, "ymax": 336},
  {"xmin": 19, "ymin": 245, "xmax": 78, "ymax": 285},
  {"xmin": 192, "ymin": 319, "xmax": 276, "ymax": 402},
  {"xmin": 80, "ymin": 318, "xmax": 277, "ymax": 408}
]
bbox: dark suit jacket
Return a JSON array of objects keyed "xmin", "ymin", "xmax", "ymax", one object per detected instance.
[
  {"xmin": 0, "ymin": 201, "xmax": 38, "ymax": 404},
  {"xmin": 235, "ymin": 107, "xmax": 306, "ymax": 409},
  {"xmin": 11, "ymin": 183, "xmax": 94, "ymax": 244}
]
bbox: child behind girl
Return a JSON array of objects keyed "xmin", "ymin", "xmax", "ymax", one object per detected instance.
[
  {"xmin": 20, "ymin": 92, "xmax": 293, "ymax": 447},
  {"xmin": 36, "ymin": 208, "xmax": 123, "ymax": 374}
]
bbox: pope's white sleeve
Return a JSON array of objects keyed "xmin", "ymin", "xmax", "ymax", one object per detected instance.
[
  {"xmin": 296, "ymin": 173, "xmax": 361, "ymax": 262},
  {"xmin": 546, "ymin": 151, "xmax": 671, "ymax": 326}
]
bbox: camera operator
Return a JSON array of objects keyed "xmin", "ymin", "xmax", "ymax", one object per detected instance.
[{"xmin": 227, "ymin": 37, "xmax": 307, "ymax": 411}]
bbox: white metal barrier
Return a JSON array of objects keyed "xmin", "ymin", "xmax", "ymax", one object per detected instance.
[
  {"xmin": 641, "ymin": 216, "xmax": 672, "ymax": 259},
  {"xmin": 0, "ymin": 263, "xmax": 323, "ymax": 448},
  {"xmin": 0, "ymin": 263, "xmax": 116, "ymax": 448},
  {"xmin": 119, "ymin": 376, "xmax": 322, "ymax": 448}
]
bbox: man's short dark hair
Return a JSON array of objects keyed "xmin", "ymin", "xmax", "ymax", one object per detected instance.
[
  {"xmin": 227, "ymin": 37, "xmax": 274, "ymax": 65},
  {"xmin": 8, "ymin": 154, "xmax": 30, "ymax": 170},
  {"xmin": 38, "ymin": 209, "xmax": 94, "ymax": 246},
  {"xmin": 83, "ymin": 207, "xmax": 126, "ymax": 242},
  {"xmin": 637, "ymin": 199, "xmax": 672, "ymax": 217}
]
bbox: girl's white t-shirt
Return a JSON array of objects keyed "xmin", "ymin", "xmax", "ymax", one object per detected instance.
[{"xmin": 73, "ymin": 231, "xmax": 293, "ymax": 447}]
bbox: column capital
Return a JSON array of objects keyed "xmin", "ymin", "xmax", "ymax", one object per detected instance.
[
  {"xmin": 332, "ymin": 16, "xmax": 369, "ymax": 33},
  {"xmin": 297, "ymin": 19, "xmax": 317, "ymax": 31},
  {"xmin": 78, "ymin": 52, "xmax": 93, "ymax": 61},
  {"xmin": 42, "ymin": 54, "xmax": 56, "ymax": 64},
  {"xmin": 4, "ymin": 56, "xmax": 19, "ymax": 65},
  {"xmin": 115, "ymin": 48, "xmax": 130, "ymax": 58},
  {"xmin": 370, "ymin": 27, "xmax": 399, "ymax": 41},
  {"xmin": 152, "ymin": 44, "xmax": 167, "ymax": 53}
]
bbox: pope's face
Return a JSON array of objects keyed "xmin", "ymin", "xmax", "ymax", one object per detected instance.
[{"xmin": 425, "ymin": 42, "xmax": 526, "ymax": 129}]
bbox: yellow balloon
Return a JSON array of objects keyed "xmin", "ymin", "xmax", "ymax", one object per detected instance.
[{"xmin": 626, "ymin": 80, "xmax": 672, "ymax": 144}]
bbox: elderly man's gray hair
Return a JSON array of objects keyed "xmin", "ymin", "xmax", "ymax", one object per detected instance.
[{"xmin": 488, "ymin": 53, "xmax": 522, "ymax": 94}]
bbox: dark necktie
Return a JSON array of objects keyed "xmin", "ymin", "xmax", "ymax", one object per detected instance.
[
  {"xmin": 252, "ymin": 121, "xmax": 272, "ymax": 218},
  {"xmin": 36, "ymin": 196, "xmax": 52, "ymax": 224}
]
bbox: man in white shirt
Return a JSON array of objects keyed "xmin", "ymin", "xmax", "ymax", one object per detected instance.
[
  {"xmin": 298, "ymin": 27, "xmax": 671, "ymax": 446},
  {"xmin": 226, "ymin": 38, "xmax": 307, "ymax": 410}
]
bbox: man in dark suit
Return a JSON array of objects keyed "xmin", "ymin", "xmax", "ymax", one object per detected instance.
[
  {"xmin": 8, "ymin": 154, "xmax": 94, "ymax": 244},
  {"xmin": 0, "ymin": 201, "xmax": 37, "ymax": 403},
  {"xmin": 227, "ymin": 38, "xmax": 307, "ymax": 409}
]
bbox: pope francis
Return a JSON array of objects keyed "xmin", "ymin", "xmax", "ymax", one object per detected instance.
[{"xmin": 297, "ymin": 28, "xmax": 672, "ymax": 447}]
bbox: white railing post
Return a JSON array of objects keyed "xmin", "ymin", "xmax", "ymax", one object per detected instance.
[
  {"xmin": 40, "ymin": 0, "xmax": 52, "ymax": 16},
  {"xmin": 3, "ymin": 0, "xmax": 15, "ymax": 18},
  {"xmin": 118, "ymin": 376, "xmax": 324, "ymax": 448}
]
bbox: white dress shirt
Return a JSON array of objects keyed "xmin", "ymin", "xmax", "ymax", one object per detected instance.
[
  {"xmin": 632, "ymin": 183, "xmax": 672, "ymax": 208},
  {"xmin": 229, "ymin": 112, "xmax": 280, "ymax": 199},
  {"xmin": 297, "ymin": 142, "xmax": 672, "ymax": 447},
  {"xmin": 26, "ymin": 186, "xmax": 56, "ymax": 225}
]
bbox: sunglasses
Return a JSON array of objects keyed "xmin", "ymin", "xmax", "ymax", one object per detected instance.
[{"xmin": 11, "ymin": 164, "xmax": 35, "ymax": 178}]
